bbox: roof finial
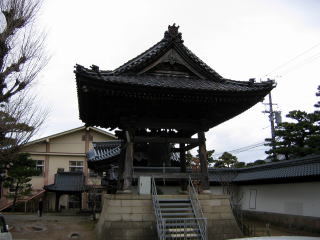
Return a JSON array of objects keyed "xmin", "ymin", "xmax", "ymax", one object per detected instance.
[{"xmin": 164, "ymin": 23, "xmax": 183, "ymax": 43}]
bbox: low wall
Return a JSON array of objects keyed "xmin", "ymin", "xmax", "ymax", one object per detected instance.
[
  {"xmin": 96, "ymin": 194, "xmax": 242, "ymax": 240},
  {"xmin": 242, "ymin": 210, "xmax": 320, "ymax": 234},
  {"xmin": 199, "ymin": 194, "xmax": 242, "ymax": 239}
]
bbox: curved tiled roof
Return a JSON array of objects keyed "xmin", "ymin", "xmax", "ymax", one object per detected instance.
[
  {"xmin": 75, "ymin": 24, "xmax": 275, "ymax": 93},
  {"xmin": 87, "ymin": 141, "xmax": 122, "ymax": 162},
  {"xmin": 76, "ymin": 66, "xmax": 272, "ymax": 93},
  {"xmin": 87, "ymin": 141, "xmax": 180, "ymax": 163}
]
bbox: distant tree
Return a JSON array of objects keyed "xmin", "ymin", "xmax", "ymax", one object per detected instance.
[
  {"xmin": 0, "ymin": 0, "xmax": 48, "ymax": 177},
  {"xmin": 3, "ymin": 153, "xmax": 39, "ymax": 210},
  {"xmin": 213, "ymin": 152, "xmax": 238, "ymax": 168},
  {"xmin": 233, "ymin": 161, "xmax": 246, "ymax": 168},
  {"xmin": 246, "ymin": 159, "xmax": 266, "ymax": 167},
  {"xmin": 188, "ymin": 149, "xmax": 216, "ymax": 168},
  {"xmin": 206, "ymin": 150, "xmax": 215, "ymax": 165}
]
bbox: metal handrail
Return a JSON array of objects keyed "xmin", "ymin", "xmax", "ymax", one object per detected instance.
[
  {"xmin": 152, "ymin": 177, "xmax": 165, "ymax": 240},
  {"xmin": 188, "ymin": 176, "xmax": 207, "ymax": 240},
  {"xmin": 152, "ymin": 176, "xmax": 207, "ymax": 240}
]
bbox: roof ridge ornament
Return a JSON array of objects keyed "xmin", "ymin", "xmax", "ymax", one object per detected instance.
[{"xmin": 164, "ymin": 23, "xmax": 183, "ymax": 43}]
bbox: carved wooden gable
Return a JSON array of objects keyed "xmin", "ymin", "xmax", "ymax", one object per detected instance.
[{"xmin": 139, "ymin": 48, "xmax": 204, "ymax": 78}]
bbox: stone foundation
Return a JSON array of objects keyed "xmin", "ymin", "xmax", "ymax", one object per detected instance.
[
  {"xmin": 199, "ymin": 194, "xmax": 242, "ymax": 239},
  {"xmin": 96, "ymin": 194, "xmax": 242, "ymax": 240}
]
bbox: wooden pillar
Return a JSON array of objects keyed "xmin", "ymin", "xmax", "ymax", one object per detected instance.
[
  {"xmin": 122, "ymin": 130, "xmax": 134, "ymax": 192},
  {"xmin": 179, "ymin": 143, "xmax": 187, "ymax": 191},
  {"xmin": 117, "ymin": 150, "xmax": 125, "ymax": 191},
  {"xmin": 198, "ymin": 131, "xmax": 210, "ymax": 191},
  {"xmin": 44, "ymin": 140, "xmax": 50, "ymax": 185}
]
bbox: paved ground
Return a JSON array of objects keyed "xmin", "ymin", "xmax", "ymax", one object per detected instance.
[
  {"xmin": 3, "ymin": 213, "xmax": 96, "ymax": 240},
  {"xmin": 243, "ymin": 218, "xmax": 320, "ymax": 238},
  {"xmin": 3, "ymin": 213, "xmax": 320, "ymax": 240}
]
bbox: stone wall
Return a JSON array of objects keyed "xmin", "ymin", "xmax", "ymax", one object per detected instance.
[
  {"xmin": 96, "ymin": 194, "xmax": 156, "ymax": 240},
  {"xmin": 96, "ymin": 194, "xmax": 242, "ymax": 240},
  {"xmin": 199, "ymin": 194, "xmax": 242, "ymax": 240}
]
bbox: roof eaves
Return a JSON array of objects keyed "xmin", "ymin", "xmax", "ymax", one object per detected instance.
[
  {"xmin": 24, "ymin": 126, "xmax": 116, "ymax": 147},
  {"xmin": 24, "ymin": 126, "xmax": 87, "ymax": 146}
]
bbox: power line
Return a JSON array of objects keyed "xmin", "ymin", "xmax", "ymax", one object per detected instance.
[
  {"xmin": 279, "ymin": 51, "xmax": 320, "ymax": 76},
  {"xmin": 213, "ymin": 141, "xmax": 265, "ymax": 157},
  {"xmin": 265, "ymin": 41, "xmax": 320, "ymax": 77}
]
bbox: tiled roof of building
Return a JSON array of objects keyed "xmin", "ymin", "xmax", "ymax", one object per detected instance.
[
  {"xmin": 209, "ymin": 155, "xmax": 320, "ymax": 184},
  {"xmin": 44, "ymin": 172, "xmax": 86, "ymax": 192},
  {"xmin": 234, "ymin": 155, "xmax": 320, "ymax": 182}
]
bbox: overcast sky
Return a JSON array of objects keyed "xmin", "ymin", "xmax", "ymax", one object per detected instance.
[{"xmin": 31, "ymin": 0, "xmax": 320, "ymax": 163}]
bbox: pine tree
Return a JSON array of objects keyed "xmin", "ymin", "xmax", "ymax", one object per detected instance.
[
  {"xmin": 265, "ymin": 86, "xmax": 320, "ymax": 160},
  {"xmin": 213, "ymin": 152, "xmax": 238, "ymax": 168},
  {"xmin": 3, "ymin": 153, "xmax": 39, "ymax": 210},
  {"xmin": 307, "ymin": 85, "xmax": 320, "ymax": 154}
]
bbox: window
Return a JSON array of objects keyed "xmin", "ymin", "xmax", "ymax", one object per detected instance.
[
  {"xmin": 35, "ymin": 160, "xmax": 45, "ymax": 176},
  {"xmin": 69, "ymin": 161, "xmax": 83, "ymax": 172}
]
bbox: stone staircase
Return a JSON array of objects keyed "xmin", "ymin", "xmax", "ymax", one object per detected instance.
[
  {"xmin": 152, "ymin": 177, "xmax": 207, "ymax": 240},
  {"xmin": 157, "ymin": 196, "xmax": 202, "ymax": 239}
]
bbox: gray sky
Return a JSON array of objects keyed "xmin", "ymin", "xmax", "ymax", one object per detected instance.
[{"xmin": 33, "ymin": 0, "xmax": 320, "ymax": 162}]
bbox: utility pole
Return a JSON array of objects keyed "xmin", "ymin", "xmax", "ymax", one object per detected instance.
[{"xmin": 263, "ymin": 92, "xmax": 277, "ymax": 161}]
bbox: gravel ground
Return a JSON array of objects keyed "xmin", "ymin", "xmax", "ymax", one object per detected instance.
[{"xmin": 3, "ymin": 213, "xmax": 96, "ymax": 240}]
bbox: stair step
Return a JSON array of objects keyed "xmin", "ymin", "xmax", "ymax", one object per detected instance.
[
  {"xmin": 159, "ymin": 202, "xmax": 192, "ymax": 207},
  {"xmin": 165, "ymin": 233, "xmax": 201, "ymax": 238},
  {"xmin": 166, "ymin": 227, "xmax": 199, "ymax": 233},
  {"xmin": 159, "ymin": 199, "xmax": 190, "ymax": 202},
  {"xmin": 160, "ymin": 207, "xmax": 193, "ymax": 211},
  {"xmin": 165, "ymin": 222, "xmax": 198, "ymax": 227},
  {"xmin": 162, "ymin": 212, "xmax": 195, "ymax": 217}
]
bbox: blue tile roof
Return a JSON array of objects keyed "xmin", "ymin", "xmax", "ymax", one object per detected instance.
[
  {"xmin": 87, "ymin": 141, "xmax": 122, "ymax": 162},
  {"xmin": 87, "ymin": 141, "xmax": 180, "ymax": 163},
  {"xmin": 44, "ymin": 172, "xmax": 86, "ymax": 192}
]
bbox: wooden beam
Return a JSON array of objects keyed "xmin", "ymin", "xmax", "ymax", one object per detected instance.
[
  {"xmin": 133, "ymin": 172, "xmax": 201, "ymax": 179},
  {"xmin": 135, "ymin": 136, "xmax": 199, "ymax": 144},
  {"xmin": 184, "ymin": 142, "xmax": 198, "ymax": 151}
]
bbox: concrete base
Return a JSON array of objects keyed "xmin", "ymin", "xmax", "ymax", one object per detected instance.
[{"xmin": 96, "ymin": 194, "xmax": 242, "ymax": 240}]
